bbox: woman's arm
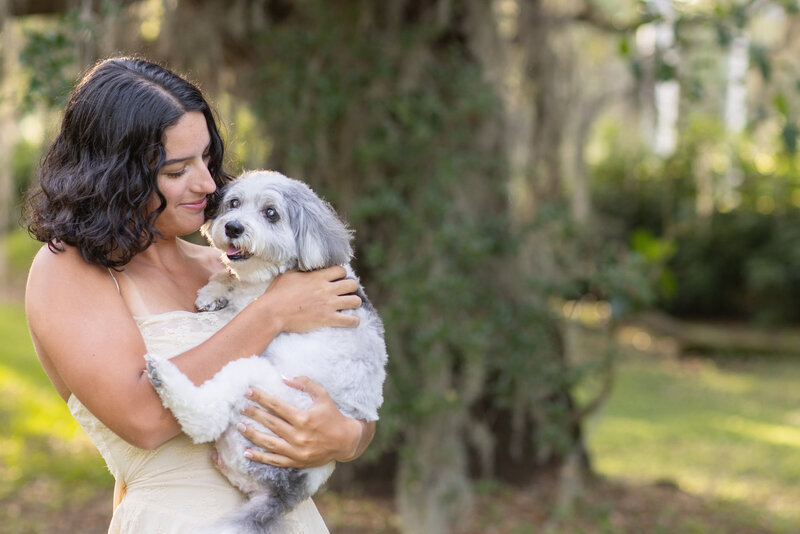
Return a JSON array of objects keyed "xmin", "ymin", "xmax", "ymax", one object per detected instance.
[
  {"xmin": 26, "ymin": 246, "xmax": 360, "ymax": 450},
  {"xmin": 236, "ymin": 378, "xmax": 377, "ymax": 468},
  {"xmin": 167, "ymin": 269, "xmax": 361, "ymax": 386},
  {"xmin": 27, "ymin": 247, "xmax": 171, "ymax": 448}
]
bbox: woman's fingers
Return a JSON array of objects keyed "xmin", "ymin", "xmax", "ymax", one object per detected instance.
[
  {"xmin": 317, "ymin": 265, "xmax": 347, "ymax": 281},
  {"xmin": 238, "ymin": 381, "xmax": 350, "ymax": 468},
  {"xmin": 282, "ymin": 376, "xmax": 327, "ymax": 400},
  {"xmin": 237, "ymin": 405, "xmax": 305, "ymax": 468},
  {"xmin": 264, "ymin": 268, "xmax": 361, "ymax": 332},
  {"xmin": 329, "ymin": 277, "xmax": 361, "ymax": 313},
  {"xmin": 243, "ymin": 379, "xmax": 333, "ymax": 428},
  {"xmin": 331, "ymin": 277, "xmax": 358, "ymax": 294},
  {"xmin": 237, "ymin": 424, "xmax": 300, "ymax": 468},
  {"xmin": 245, "ymin": 387, "xmax": 304, "ymax": 427},
  {"xmin": 336, "ymin": 295, "xmax": 362, "ymax": 312},
  {"xmin": 242, "ymin": 446, "xmax": 296, "ymax": 468},
  {"xmin": 241, "ymin": 401, "xmax": 293, "ymax": 437},
  {"xmin": 237, "ymin": 416, "xmax": 321, "ymax": 469}
]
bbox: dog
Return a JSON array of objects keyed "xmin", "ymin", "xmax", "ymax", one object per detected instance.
[{"xmin": 144, "ymin": 170, "xmax": 388, "ymax": 534}]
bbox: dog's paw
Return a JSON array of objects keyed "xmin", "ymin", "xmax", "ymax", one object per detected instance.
[
  {"xmin": 196, "ymin": 296, "xmax": 229, "ymax": 312},
  {"xmin": 145, "ymin": 359, "xmax": 163, "ymax": 389},
  {"xmin": 196, "ymin": 284, "xmax": 231, "ymax": 312}
]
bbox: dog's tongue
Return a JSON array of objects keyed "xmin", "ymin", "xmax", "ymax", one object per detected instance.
[{"xmin": 227, "ymin": 244, "xmax": 242, "ymax": 257}]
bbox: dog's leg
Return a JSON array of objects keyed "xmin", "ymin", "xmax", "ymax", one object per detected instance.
[
  {"xmin": 145, "ymin": 353, "xmax": 237, "ymax": 443},
  {"xmin": 196, "ymin": 270, "xmax": 235, "ymax": 312}
]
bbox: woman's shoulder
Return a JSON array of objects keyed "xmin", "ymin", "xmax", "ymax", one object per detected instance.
[
  {"xmin": 28, "ymin": 243, "xmax": 112, "ymax": 294},
  {"xmin": 26, "ymin": 243, "xmax": 120, "ymax": 327},
  {"xmin": 31, "ymin": 242, "xmax": 92, "ymax": 273}
]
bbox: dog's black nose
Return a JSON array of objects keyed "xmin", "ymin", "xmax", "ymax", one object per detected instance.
[{"xmin": 225, "ymin": 221, "xmax": 245, "ymax": 238}]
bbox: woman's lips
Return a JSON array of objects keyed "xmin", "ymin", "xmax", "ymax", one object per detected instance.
[{"xmin": 181, "ymin": 197, "xmax": 208, "ymax": 211}]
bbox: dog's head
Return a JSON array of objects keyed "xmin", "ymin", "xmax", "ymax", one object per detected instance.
[{"xmin": 203, "ymin": 170, "xmax": 353, "ymax": 282}]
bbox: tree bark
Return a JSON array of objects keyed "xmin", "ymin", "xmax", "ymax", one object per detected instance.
[{"xmin": 0, "ymin": 2, "xmax": 19, "ymax": 289}]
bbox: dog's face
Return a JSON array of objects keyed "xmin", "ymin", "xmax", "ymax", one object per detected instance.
[{"xmin": 203, "ymin": 170, "xmax": 353, "ymax": 282}]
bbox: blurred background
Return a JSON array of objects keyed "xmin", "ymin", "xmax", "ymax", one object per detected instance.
[{"xmin": 3, "ymin": 0, "xmax": 800, "ymax": 533}]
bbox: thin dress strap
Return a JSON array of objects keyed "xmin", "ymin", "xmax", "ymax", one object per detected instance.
[{"xmin": 107, "ymin": 268, "xmax": 121, "ymax": 294}]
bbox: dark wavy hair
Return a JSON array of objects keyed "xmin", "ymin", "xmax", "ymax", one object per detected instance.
[{"xmin": 25, "ymin": 57, "xmax": 232, "ymax": 268}]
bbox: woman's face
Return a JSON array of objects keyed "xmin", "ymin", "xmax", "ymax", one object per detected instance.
[{"xmin": 150, "ymin": 111, "xmax": 217, "ymax": 236}]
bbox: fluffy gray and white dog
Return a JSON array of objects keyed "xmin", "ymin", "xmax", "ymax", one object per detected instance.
[{"xmin": 144, "ymin": 170, "xmax": 388, "ymax": 534}]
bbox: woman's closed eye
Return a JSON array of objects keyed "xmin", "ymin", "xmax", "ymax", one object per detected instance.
[
  {"xmin": 163, "ymin": 153, "xmax": 210, "ymax": 178},
  {"xmin": 165, "ymin": 167, "xmax": 188, "ymax": 178}
]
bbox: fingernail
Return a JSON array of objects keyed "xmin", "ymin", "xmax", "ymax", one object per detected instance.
[
  {"xmin": 237, "ymin": 423, "xmax": 247, "ymax": 432},
  {"xmin": 281, "ymin": 374, "xmax": 290, "ymax": 382},
  {"xmin": 244, "ymin": 450, "xmax": 253, "ymax": 459},
  {"xmin": 245, "ymin": 388, "xmax": 253, "ymax": 397}
]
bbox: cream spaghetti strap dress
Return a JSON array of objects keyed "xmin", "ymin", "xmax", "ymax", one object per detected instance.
[{"xmin": 67, "ymin": 308, "xmax": 329, "ymax": 533}]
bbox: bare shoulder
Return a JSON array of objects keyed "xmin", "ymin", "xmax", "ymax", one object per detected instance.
[
  {"xmin": 29, "ymin": 244, "xmax": 85, "ymax": 286},
  {"xmin": 29, "ymin": 243, "xmax": 105, "ymax": 282},
  {"xmin": 26, "ymin": 244, "xmax": 117, "ymax": 315}
]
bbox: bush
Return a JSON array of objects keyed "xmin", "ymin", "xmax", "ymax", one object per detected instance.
[
  {"xmin": 667, "ymin": 211, "xmax": 800, "ymax": 324},
  {"xmin": 591, "ymin": 112, "xmax": 800, "ymax": 325}
]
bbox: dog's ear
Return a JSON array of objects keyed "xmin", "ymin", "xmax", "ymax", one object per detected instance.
[
  {"xmin": 201, "ymin": 182, "xmax": 229, "ymax": 242},
  {"xmin": 204, "ymin": 181, "xmax": 229, "ymax": 221},
  {"xmin": 285, "ymin": 181, "xmax": 353, "ymax": 271}
]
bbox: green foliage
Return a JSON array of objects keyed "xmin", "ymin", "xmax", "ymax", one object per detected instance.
[
  {"xmin": 18, "ymin": 14, "xmax": 82, "ymax": 109},
  {"xmin": 630, "ymin": 229, "xmax": 677, "ymax": 300},
  {"xmin": 668, "ymin": 211, "xmax": 800, "ymax": 324},
  {"xmin": 591, "ymin": 109, "xmax": 800, "ymax": 325},
  {"xmin": 12, "ymin": 139, "xmax": 39, "ymax": 198},
  {"xmin": 4, "ymin": 228, "xmax": 41, "ymax": 280}
]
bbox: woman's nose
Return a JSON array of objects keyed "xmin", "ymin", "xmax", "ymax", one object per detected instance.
[{"xmin": 194, "ymin": 164, "xmax": 216, "ymax": 194}]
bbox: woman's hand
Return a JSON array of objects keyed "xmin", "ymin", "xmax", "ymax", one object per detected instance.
[
  {"xmin": 260, "ymin": 266, "xmax": 362, "ymax": 333},
  {"xmin": 237, "ymin": 377, "xmax": 375, "ymax": 468}
]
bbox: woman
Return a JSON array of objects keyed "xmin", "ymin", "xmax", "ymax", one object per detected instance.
[{"xmin": 24, "ymin": 57, "xmax": 373, "ymax": 533}]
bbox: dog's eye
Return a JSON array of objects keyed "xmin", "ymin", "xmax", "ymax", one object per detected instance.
[
  {"xmin": 228, "ymin": 198, "xmax": 240, "ymax": 209},
  {"xmin": 264, "ymin": 207, "xmax": 279, "ymax": 223}
]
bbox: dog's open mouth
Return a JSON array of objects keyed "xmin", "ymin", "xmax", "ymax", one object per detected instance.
[{"xmin": 226, "ymin": 244, "xmax": 253, "ymax": 261}]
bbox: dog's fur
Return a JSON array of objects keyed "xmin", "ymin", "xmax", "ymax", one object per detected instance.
[{"xmin": 144, "ymin": 170, "xmax": 388, "ymax": 533}]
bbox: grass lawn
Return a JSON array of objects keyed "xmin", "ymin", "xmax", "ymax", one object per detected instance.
[
  {"xmin": 4, "ymin": 297, "xmax": 800, "ymax": 533},
  {"xmin": 0, "ymin": 301, "xmax": 113, "ymax": 533},
  {"xmin": 586, "ymin": 331, "xmax": 800, "ymax": 533}
]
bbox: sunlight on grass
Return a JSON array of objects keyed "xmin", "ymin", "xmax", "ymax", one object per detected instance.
[
  {"xmin": 715, "ymin": 415, "xmax": 800, "ymax": 449},
  {"xmin": 587, "ymin": 348, "xmax": 800, "ymax": 533},
  {"xmin": 0, "ymin": 302, "xmax": 111, "ymax": 501},
  {"xmin": 0, "ymin": 365, "xmax": 85, "ymax": 439}
]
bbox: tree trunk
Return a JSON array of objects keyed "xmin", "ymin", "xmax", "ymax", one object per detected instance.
[
  {"xmin": 396, "ymin": 409, "xmax": 472, "ymax": 534},
  {"xmin": 0, "ymin": 4, "xmax": 19, "ymax": 290}
]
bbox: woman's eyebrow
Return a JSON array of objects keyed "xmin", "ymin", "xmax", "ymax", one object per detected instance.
[
  {"xmin": 162, "ymin": 155, "xmax": 192, "ymax": 166},
  {"xmin": 162, "ymin": 142, "xmax": 211, "ymax": 166}
]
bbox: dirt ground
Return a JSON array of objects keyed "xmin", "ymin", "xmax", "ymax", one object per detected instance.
[{"xmin": 1, "ymin": 474, "xmax": 775, "ymax": 534}]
